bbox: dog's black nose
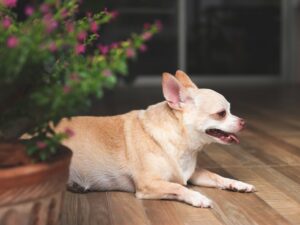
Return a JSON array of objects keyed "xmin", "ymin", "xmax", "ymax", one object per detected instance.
[{"xmin": 240, "ymin": 119, "xmax": 246, "ymax": 128}]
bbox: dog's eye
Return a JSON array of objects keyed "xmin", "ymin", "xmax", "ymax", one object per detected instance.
[{"xmin": 217, "ymin": 110, "xmax": 226, "ymax": 118}]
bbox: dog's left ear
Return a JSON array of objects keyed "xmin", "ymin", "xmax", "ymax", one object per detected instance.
[
  {"xmin": 175, "ymin": 70, "xmax": 197, "ymax": 89},
  {"xmin": 162, "ymin": 72, "xmax": 191, "ymax": 110}
]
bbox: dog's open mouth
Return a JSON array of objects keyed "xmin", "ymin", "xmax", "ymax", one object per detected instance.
[{"xmin": 205, "ymin": 129, "xmax": 239, "ymax": 144}]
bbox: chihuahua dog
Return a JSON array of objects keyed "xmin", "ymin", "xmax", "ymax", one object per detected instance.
[{"xmin": 56, "ymin": 70, "xmax": 255, "ymax": 208}]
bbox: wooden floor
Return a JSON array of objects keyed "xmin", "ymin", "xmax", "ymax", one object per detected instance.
[{"xmin": 61, "ymin": 85, "xmax": 300, "ymax": 225}]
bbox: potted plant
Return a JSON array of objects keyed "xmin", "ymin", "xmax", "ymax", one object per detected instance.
[{"xmin": 0, "ymin": 0, "xmax": 161, "ymax": 224}]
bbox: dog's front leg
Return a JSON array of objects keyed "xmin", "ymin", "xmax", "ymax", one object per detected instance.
[
  {"xmin": 135, "ymin": 180, "xmax": 212, "ymax": 208},
  {"xmin": 189, "ymin": 168, "xmax": 256, "ymax": 192}
]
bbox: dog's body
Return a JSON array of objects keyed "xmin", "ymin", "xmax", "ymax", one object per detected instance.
[{"xmin": 56, "ymin": 71, "xmax": 255, "ymax": 207}]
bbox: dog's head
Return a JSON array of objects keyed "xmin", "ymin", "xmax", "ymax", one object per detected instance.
[{"xmin": 162, "ymin": 71, "xmax": 245, "ymax": 145}]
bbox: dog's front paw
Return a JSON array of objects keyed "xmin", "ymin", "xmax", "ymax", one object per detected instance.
[
  {"xmin": 188, "ymin": 191, "xmax": 213, "ymax": 208},
  {"xmin": 224, "ymin": 180, "xmax": 256, "ymax": 193}
]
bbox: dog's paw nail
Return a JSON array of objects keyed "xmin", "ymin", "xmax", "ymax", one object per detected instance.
[
  {"xmin": 242, "ymin": 183, "xmax": 255, "ymax": 192},
  {"xmin": 248, "ymin": 185, "xmax": 256, "ymax": 192},
  {"xmin": 201, "ymin": 198, "xmax": 213, "ymax": 208},
  {"xmin": 226, "ymin": 181, "xmax": 256, "ymax": 193}
]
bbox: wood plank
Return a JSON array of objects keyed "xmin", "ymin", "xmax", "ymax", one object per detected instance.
[
  {"xmin": 236, "ymin": 99, "xmax": 300, "ymax": 130},
  {"xmin": 106, "ymin": 192, "xmax": 150, "ymax": 225},
  {"xmin": 284, "ymin": 136, "xmax": 300, "ymax": 147},
  {"xmin": 62, "ymin": 192, "xmax": 80, "ymax": 225},
  {"xmin": 247, "ymin": 126, "xmax": 300, "ymax": 159},
  {"xmin": 201, "ymin": 149, "xmax": 300, "ymax": 224},
  {"xmin": 275, "ymin": 166, "xmax": 300, "ymax": 184},
  {"xmin": 219, "ymin": 144, "xmax": 265, "ymax": 167},
  {"xmin": 196, "ymin": 186, "xmax": 291, "ymax": 225},
  {"xmin": 197, "ymin": 151, "xmax": 221, "ymax": 168},
  {"xmin": 259, "ymin": 109, "xmax": 300, "ymax": 129},
  {"xmin": 85, "ymin": 192, "xmax": 111, "ymax": 225},
  {"xmin": 204, "ymin": 145, "xmax": 243, "ymax": 168},
  {"xmin": 174, "ymin": 198, "xmax": 222, "ymax": 225},
  {"xmin": 142, "ymin": 200, "xmax": 185, "ymax": 225},
  {"xmin": 251, "ymin": 167, "xmax": 300, "ymax": 204},
  {"xmin": 61, "ymin": 191, "xmax": 111, "ymax": 225},
  {"xmin": 142, "ymin": 198, "xmax": 222, "ymax": 225},
  {"xmin": 239, "ymin": 135, "xmax": 300, "ymax": 166},
  {"xmin": 224, "ymin": 167, "xmax": 300, "ymax": 225},
  {"xmin": 237, "ymin": 102, "xmax": 300, "ymax": 132}
]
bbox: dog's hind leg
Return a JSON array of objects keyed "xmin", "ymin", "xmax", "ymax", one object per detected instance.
[
  {"xmin": 189, "ymin": 168, "xmax": 256, "ymax": 192},
  {"xmin": 135, "ymin": 180, "xmax": 212, "ymax": 208}
]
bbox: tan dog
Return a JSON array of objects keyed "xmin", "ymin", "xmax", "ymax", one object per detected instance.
[{"xmin": 56, "ymin": 71, "xmax": 255, "ymax": 208}]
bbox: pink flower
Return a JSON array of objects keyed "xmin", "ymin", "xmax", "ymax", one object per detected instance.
[
  {"xmin": 40, "ymin": 3, "xmax": 50, "ymax": 14},
  {"xmin": 110, "ymin": 10, "xmax": 119, "ymax": 19},
  {"xmin": 6, "ymin": 36, "xmax": 19, "ymax": 48},
  {"xmin": 48, "ymin": 42, "xmax": 57, "ymax": 52},
  {"xmin": 155, "ymin": 20, "xmax": 163, "ymax": 31},
  {"xmin": 2, "ymin": 0, "xmax": 17, "ymax": 8},
  {"xmin": 61, "ymin": 8, "xmax": 68, "ymax": 18},
  {"xmin": 77, "ymin": 31, "xmax": 87, "ymax": 41},
  {"xmin": 90, "ymin": 21, "xmax": 98, "ymax": 33},
  {"xmin": 142, "ymin": 32, "xmax": 152, "ymax": 40},
  {"xmin": 143, "ymin": 23, "xmax": 151, "ymax": 30},
  {"xmin": 63, "ymin": 85, "xmax": 71, "ymax": 94},
  {"xmin": 2, "ymin": 17, "xmax": 11, "ymax": 29},
  {"xmin": 98, "ymin": 44, "xmax": 109, "ymax": 55},
  {"xmin": 47, "ymin": 20, "xmax": 58, "ymax": 33},
  {"xmin": 139, "ymin": 44, "xmax": 147, "ymax": 52},
  {"xmin": 103, "ymin": 69, "xmax": 112, "ymax": 77},
  {"xmin": 75, "ymin": 44, "xmax": 85, "ymax": 54},
  {"xmin": 43, "ymin": 14, "xmax": 58, "ymax": 33},
  {"xmin": 66, "ymin": 22, "xmax": 74, "ymax": 33},
  {"xmin": 25, "ymin": 5, "xmax": 34, "ymax": 16},
  {"xmin": 36, "ymin": 141, "xmax": 47, "ymax": 149},
  {"xmin": 64, "ymin": 128, "xmax": 75, "ymax": 138},
  {"xmin": 126, "ymin": 48, "xmax": 136, "ymax": 58}
]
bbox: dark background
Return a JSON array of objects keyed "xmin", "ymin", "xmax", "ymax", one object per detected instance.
[
  {"xmin": 82, "ymin": 0, "xmax": 282, "ymax": 77},
  {"xmin": 16, "ymin": 0, "xmax": 300, "ymax": 84}
]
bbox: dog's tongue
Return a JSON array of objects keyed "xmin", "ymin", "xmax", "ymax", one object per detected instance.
[
  {"xmin": 220, "ymin": 133, "xmax": 239, "ymax": 144},
  {"xmin": 229, "ymin": 134, "xmax": 239, "ymax": 144}
]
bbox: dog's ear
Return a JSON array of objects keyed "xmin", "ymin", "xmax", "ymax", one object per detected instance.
[
  {"xmin": 175, "ymin": 70, "xmax": 197, "ymax": 89},
  {"xmin": 162, "ymin": 72, "xmax": 190, "ymax": 110}
]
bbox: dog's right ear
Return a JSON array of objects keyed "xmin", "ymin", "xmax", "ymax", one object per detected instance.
[
  {"xmin": 175, "ymin": 70, "xmax": 197, "ymax": 89},
  {"xmin": 162, "ymin": 73, "xmax": 190, "ymax": 110}
]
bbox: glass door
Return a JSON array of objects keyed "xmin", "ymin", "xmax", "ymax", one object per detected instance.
[
  {"xmin": 185, "ymin": 0, "xmax": 281, "ymax": 76},
  {"xmin": 82, "ymin": 0, "xmax": 291, "ymax": 80}
]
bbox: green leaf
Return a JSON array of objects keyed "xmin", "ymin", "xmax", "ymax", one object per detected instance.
[{"xmin": 39, "ymin": 151, "xmax": 47, "ymax": 161}]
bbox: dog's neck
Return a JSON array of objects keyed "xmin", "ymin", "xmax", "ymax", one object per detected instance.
[{"xmin": 138, "ymin": 101, "xmax": 210, "ymax": 153}]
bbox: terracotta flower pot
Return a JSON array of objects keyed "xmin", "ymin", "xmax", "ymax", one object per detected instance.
[{"xmin": 0, "ymin": 143, "xmax": 72, "ymax": 225}]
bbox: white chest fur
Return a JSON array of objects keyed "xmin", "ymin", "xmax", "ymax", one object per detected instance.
[{"xmin": 178, "ymin": 151, "xmax": 198, "ymax": 184}]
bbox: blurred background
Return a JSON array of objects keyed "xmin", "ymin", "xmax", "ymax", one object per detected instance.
[
  {"xmin": 14, "ymin": 0, "xmax": 300, "ymax": 86},
  {"xmin": 67, "ymin": 0, "xmax": 300, "ymax": 116},
  {"xmin": 81, "ymin": 0, "xmax": 300, "ymax": 86}
]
